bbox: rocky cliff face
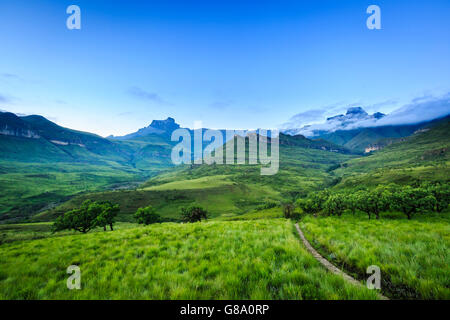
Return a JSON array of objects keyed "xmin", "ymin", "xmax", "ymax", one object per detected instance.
[{"xmin": 0, "ymin": 126, "xmax": 40, "ymax": 138}]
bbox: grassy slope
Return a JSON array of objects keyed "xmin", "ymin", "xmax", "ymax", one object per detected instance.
[
  {"xmin": 36, "ymin": 141, "xmax": 356, "ymax": 222},
  {"xmin": 300, "ymin": 213, "xmax": 450, "ymax": 299},
  {"xmin": 0, "ymin": 133, "xmax": 176, "ymax": 221},
  {"xmin": 0, "ymin": 219, "xmax": 378, "ymax": 300},
  {"xmin": 332, "ymin": 118, "xmax": 450, "ymax": 190}
]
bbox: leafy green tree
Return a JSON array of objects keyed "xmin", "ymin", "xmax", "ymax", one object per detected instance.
[
  {"xmin": 297, "ymin": 190, "xmax": 330, "ymax": 216},
  {"xmin": 53, "ymin": 200, "xmax": 101, "ymax": 233},
  {"xmin": 355, "ymin": 186, "xmax": 391, "ymax": 220},
  {"xmin": 181, "ymin": 206, "xmax": 208, "ymax": 223},
  {"xmin": 324, "ymin": 194, "xmax": 345, "ymax": 216},
  {"xmin": 134, "ymin": 206, "xmax": 161, "ymax": 225},
  {"xmin": 426, "ymin": 183, "xmax": 450, "ymax": 212},
  {"xmin": 392, "ymin": 186, "xmax": 436, "ymax": 219},
  {"xmin": 96, "ymin": 202, "xmax": 120, "ymax": 231},
  {"xmin": 343, "ymin": 193, "xmax": 358, "ymax": 216}
]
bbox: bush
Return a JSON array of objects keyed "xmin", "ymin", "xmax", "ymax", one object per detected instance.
[
  {"xmin": 181, "ymin": 206, "xmax": 208, "ymax": 223},
  {"xmin": 257, "ymin": 201, "xmax": 278, "ymax": 210},
  {"xmin": 134, "ymin": 206, "xmax": 161, "ymax": 225}
]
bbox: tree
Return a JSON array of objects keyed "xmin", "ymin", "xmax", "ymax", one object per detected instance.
[
  {"xmin": 426, "ymin": 183, "xmax": 450, "ymax": 212},
  {"xmin": 180, "ymin": 206, "xmax": 208, "ymax": 223},
  {"xmin": 324, "ymin": 194, "xmax": 345, "ymax": 216},
  {"xmin": 297, "ymin": 190, "xmax": 330, "ymax": 216},
  {"xmin": 355, "ymin": 190, "xmax": 373, "ymax": 220},
  {"xmin": 283, "ymin": 203, "xmax": 295, "ymax": 218},
  {"xmin": 343, "ymin": 193, "xmax": 358, "ymax": 216},
  {"xmin": 53, "ymin": 200, "xmax": 100, "ymax": 233},
  {"xmin": 96, "ymin": 202, "xmax": 120, "ymax": 231},
  {"xmin": 134, "ymin": 206, "xmax": 161, "ymax": 225},
  {"xmin": 392, "ymin": 186, "xmax": 436, "ymax": 219},
  {"xmin": 355, "ymin": 186, "xmax": 391, "ymax": 220}
]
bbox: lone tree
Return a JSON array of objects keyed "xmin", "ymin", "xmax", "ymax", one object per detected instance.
[
  {"xmin": 53, "ymin": 200, "xmax": 101, "ymax": 233},
  {"xmin": 181, "ymin": 206, "xmax": 208, "ymax": 223},
  {"xmin": 96, "ymin": 202, "xmax": 120, "ymax": 231},
  {"xmin": 392, "ymin": 186, "xmax": 436, "ymax": 219},
  {"xmin": 53, "ymin": 200, "xmax": 120, "ymax": 233},
  {"xmin": 134, "ymin": 206, "xmax": 161, "ymax": 225}
]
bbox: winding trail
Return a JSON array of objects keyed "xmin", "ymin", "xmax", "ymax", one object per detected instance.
[{"xmin": 295, "ymin": 223, "xmax": 389, "ymax": 300}]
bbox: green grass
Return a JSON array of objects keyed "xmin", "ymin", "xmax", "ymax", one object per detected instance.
[
  {"xmin": 142, "ymin": 175, "xmax": 234, "ymax": 191},
  {"xmin": 300, "ymin": 213, "xmax": 450, "ymax": 299},
  {"xmin": 0, "ymin": 219, "xmax": 379, "ymax": 300},
  {"xmin": 0, "ymin": 222, "xmax": 138, "ymax": 244}
]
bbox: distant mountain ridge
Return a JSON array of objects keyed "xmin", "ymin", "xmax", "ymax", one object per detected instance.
[
  {"xmin": 283, "ymin": 106, "xmax": 449, "ymax": 152},
  {"xmin": 109, "ymin": 117, "xmax": 181, "ymax": 140}
]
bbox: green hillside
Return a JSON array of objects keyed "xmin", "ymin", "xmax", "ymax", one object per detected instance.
[
  {"xmin": 331, "ymin": 117, "xmax": 450, "ymax": 190},
  {"xmin": 317, "ymin": 122, "xmax": 431, "ymax": 152},
  {"xmin": 37, "ymin": 134, "xmax": 356, "ymax": 222}
]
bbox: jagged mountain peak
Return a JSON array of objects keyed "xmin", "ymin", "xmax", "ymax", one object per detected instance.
[
  {"xmin": 149, "ymin": 117, "xmax": 180, "ymax": 132},
  {"xmin": 346, "ymin": 106, "xmax": 368, "ymax": 116}
]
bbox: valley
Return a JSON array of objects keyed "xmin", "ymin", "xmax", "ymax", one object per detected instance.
[{"xmin": 0, "ymin": 110, "xmax": 448, "ymax": 300}]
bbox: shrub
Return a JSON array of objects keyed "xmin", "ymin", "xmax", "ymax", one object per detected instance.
[
  {"xmin": 134, "ymin": 206, "xmax": 160, "ymax": 225},
  {"xmin": 181, "ymin": 206, "xmax": 208, "ymax": 223}
]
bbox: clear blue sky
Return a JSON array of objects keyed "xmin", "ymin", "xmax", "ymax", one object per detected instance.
[{"xmin": 1, "ymin": 0, "xmax": 449, "ymax": 136}]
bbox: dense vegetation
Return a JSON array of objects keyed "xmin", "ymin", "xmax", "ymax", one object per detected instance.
[{"xmin": 297, "ymin": 183, "xmax": 448, "ymax": 220}]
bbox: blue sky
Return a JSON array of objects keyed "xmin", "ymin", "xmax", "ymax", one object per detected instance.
[{"xmin": 0, "ymin": 0, "xmax": 449, "ymax": 136}]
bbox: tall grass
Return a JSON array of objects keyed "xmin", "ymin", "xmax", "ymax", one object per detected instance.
[
  {"xmin": 0, "ymin": 219, "xmax": 378, "ymax": 300},
  {"xmin": 300, "ymin": 213, "xmax": 450, "ymax": 299}
]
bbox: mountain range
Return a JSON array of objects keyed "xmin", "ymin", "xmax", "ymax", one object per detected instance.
[{"xmin": 283, "ymin": 106, "xmax": 449, "ymax": 152}]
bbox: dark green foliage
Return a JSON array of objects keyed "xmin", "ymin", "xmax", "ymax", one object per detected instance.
[
  {"xmin": 425, "ymin": 183, "xmax": 450, "ymax": 212},
  {"xmin": 53, "ymin": 200, "xmax": 99, "ymax": 233},
  {"xmin": 181, "ymin": 206, "xmax": 208, "ymax": 223},
  {"xmin": 257, "ymin": 201, "xmax": 278, "ymax": 210},
  {"xmin": 391, "ymin": 186, "xmax": 436, "ymax": 219},
  {"xmin": 296, "ymin": 190, "xmax": 330, "ymax": 215},
  {"xmin": 96, "ymin": 202, "xmax": 120, "ymax": 231},
  {"xmin": 282, "ymin": 203, "xmax": 295, "ymax": 218},
  {"xmin": 134, "ymin": 206, "xmax": 160, "ymax": 225},
  {"xmin": 324, "ymin": 194, "xmax": 345, "ymax": 216},
  {"xmin": 52, "ymin": 200, "xmax": 120, "ymax": 233}
]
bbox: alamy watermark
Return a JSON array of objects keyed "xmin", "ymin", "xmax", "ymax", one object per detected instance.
[
  {"xmin": 366, "ymin": 5, "xmax": 381, "ymax": 30},
  {"xmin": 171, "ymin": 123, "xmax": 279, "ymax": 175},
  {"xmin": 366, "ymin": 265, "xmax": 381, "ymax": 290},
  {"xmin": 67, "ymin": 265, "xmax": 81, "ymax": 290}
]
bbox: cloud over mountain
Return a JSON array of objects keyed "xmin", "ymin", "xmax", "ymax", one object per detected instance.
[{"xmin": 283, "ymin": 93, "xmax": 450, "ymax": 136}]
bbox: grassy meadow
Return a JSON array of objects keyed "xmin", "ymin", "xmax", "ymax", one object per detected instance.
[
  {"xmin": 0, "ymin": 219, "xmax": 379, "ymax": 300},
  {"xmin": 300, "ymin": 213, "xmax": 450, "ymax": 299}
]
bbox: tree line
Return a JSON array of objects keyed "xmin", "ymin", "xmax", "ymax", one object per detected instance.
[
  {"xmin": 295, "ymin": 183, "xmax": 449, "ymax": 220},
  {"xmin": 53, "ymin": 201, "xmax": 209, "ymax": 233}
]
